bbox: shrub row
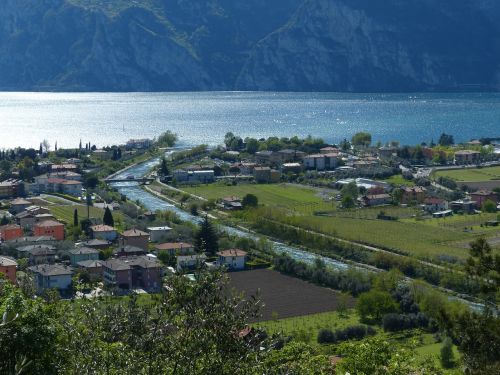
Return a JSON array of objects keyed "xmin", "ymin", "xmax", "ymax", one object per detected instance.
[{"xmin": 317, "ymin": 325, "xmax": 376, "ymax": 344}]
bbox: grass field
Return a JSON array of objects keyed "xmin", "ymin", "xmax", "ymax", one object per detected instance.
[
  {"xmin": 256, "ymin": 310, "xmax": 360, "ymax": 341},
  {"xmin": 381, "ymin": 175, "xmax": 416, "ymax": 186},
  {"xmin": 49, "ymin": 204, "xmax": 123, "ymax": 228},
  {"xmin": 256, "ymin": 310, "xmax": 459, "ymax": 372},
  {"xmin": 281, "ymin": 213, "xmax": 475, "ymax": 259},
  {"xmin": 185, "ymin": 183, "xmax": 336, "ymax": 215},
  {"xmin": 435, "ymin": 166, "xmax": 500, "ymax": 182},
  {"xmin": 181, "ymin": 182, "xmax": 482, "ymax": 259}
]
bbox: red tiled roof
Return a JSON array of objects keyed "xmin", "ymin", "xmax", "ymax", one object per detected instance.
[
  {"xmin": 155, "ymin": 242, "xmax": 193, "ymax": 250},
  {"xmin": 122, "ymin": 228, "xmax": 149, "ymax": 237},
  {"xmin": 425, "ymin": 197, "xmax": 446, "ymax": 204},
  {"xmin": 35, "ymin": 220, "xmax": 63, "ymax": 228},
  {"xmin": 0, "ymin": 224, "xmax": 21, "ymax": 231},
  {"xmin": 217, "ymin": 249, "xmax": 247, "ymax": 257}
]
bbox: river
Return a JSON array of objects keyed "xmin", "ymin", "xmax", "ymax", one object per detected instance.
[{"xmin": 110, "ymin": 154, "xmax": 352, "ymax": 271}]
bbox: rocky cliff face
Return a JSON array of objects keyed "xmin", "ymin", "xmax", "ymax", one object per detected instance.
[{"xmin": 0, "ymin": 0, "xmax": 499, "ymax": 91}]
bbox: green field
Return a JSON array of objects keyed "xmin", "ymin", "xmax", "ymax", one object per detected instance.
[
  {"xmin": 256, "ymin": 310, "xmax": 457, "ymax": 371},
  {"xmin": 184, "ymin": 183, "xmax": 336, "ymax": 215},
  {"xmin": 381, "ymin": 174, "xmax": 416, "ymax": 186},
  {"xmin": 256, "ymin": 310, "xmax": 360, "ymax": 343},
  {"xmin": 435, "ymin": 166, "xmax": 500, "ymax": 182},
  {"xmin": 182, "ymin": 182, "xmax": 482, "ymax": 259},
  {"xmin": 289, "ymin": 214, "xmax": 474, "ymax": 259},
  {"xmin": 49, "ymin": 204, "xmax": 123, "ymax": 228}
]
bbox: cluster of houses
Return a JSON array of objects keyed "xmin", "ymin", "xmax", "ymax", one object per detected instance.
[
  {"xmin": 333, "ymin": 176, "xmax": 499, "ymax": 217},
  {"xmin": 171, "ymin": 143, "xmax": 495, "ymax": 187},
  {"xmin": 0, "ymin": 196, "xmax": 249, "ymax": 295},
  {"xmin": 1, "ymin": 199, "xmax": 65, "ymax": 241}
]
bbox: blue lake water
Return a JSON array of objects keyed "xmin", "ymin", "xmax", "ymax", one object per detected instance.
[{"xmin": 1, "ymin": 91, "xmax": 500, "ymax": 149}]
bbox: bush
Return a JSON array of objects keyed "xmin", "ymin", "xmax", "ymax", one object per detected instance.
[
  {"xmin": 357, "ymin": 290, "xmax": 399, "ymax": 322},
  {"xmin": 317, "ymin": 329, "xmax": 335, "ymax": 344},
  {"xmin": 440, "ymin": 337, "xmax": 455, "ymax": 369},
  {"xmin": 382, "ymin": 313, "xmax": 429, "ymax": 332},
  {"xmin": 316, "ymin": 325, "xmax": 375, "ymax": 344}
]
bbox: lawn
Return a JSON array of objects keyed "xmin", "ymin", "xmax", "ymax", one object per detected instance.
[
  {"xmin": 256, "ymin": 310, "xmax": 361, "ymax": 342},
  {"xmin": 185, "ymin": 183, "xmax": 336, "ymax": 215},
  {"xmin": 381, "ymin": 175, "xmax": 415, "ymax": 186},
  {"xmin": 49, "ymin": 204, "xmax": 123, "ymax": 227},
  {"xmin": 435, "ymin": 166, "xmax": 500, "ymax": 182}
]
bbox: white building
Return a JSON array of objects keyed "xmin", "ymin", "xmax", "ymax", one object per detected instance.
[
  {"xmin": 303, "ymin": 153, "xmax": 339, "ymax": 171},
  {"xmin": 147, "ymin": 226, "xmax": 172, "ymax": 242},
  {"xmin": 33, "ymin": 173, "xmax": 83, "ymax": 197},
  {"xmin": 126, "ymin": 139, "xmax": 153, "ymax": 149},
  {"xmin": 176, "ymin": 254, "xmax": 207, "ymax": 272},
  {"xmin": 91, "ymin": 225, "xmax": 118, "ymax": 241},
  {"xmin": 173, "ymin": 170, "xmax": 215, "ymax": 184},
  {"xmin": 28, "ymin": 264, "xmax": 73, "ymax": 292},
  {"xmin": 217, "ymin": 249, "xmax": 247, "ymax": 271},
  {"xmin": 303, "ymin": 154, "xmax": 326, "ymax": 170}
]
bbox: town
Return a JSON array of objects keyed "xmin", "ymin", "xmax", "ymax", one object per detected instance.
[{"xmin": 1, "ymin": 131, "xmax": 499, "ymax": 374}]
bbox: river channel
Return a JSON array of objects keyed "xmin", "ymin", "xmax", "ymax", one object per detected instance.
[{"xmin": 109, "ymin": 154, "xmax": 352, "ymax": 271}]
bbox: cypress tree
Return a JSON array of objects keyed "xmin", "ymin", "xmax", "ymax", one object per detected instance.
[
  {"xmin": 103, "ymin": 207, "xmax": 114, "ymax": 227},
  {"xmin": 159, "ymin": 157, "xmax": 169, "ymax": 176},
  {"xmin": 195, "ymin": 216, "xmax": 219, "ymax": 256},
  {"xmin": 73, "ymin": 208, "xmax": 79, "ymax": 227},
  {"xmin": 440, "ymin": 337, "xmax": 455, "ymax": 369}
]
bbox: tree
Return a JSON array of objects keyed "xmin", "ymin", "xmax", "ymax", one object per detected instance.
[
  {"xmin": 259, "ymin": 342, "xmax": 333, "ymax": 374},
  {"xmin": 452, "ymin": 311, "xmax": 500, "ymax": 374},
  {"xmin": 0, "ymin": 284, "xmax": 61, "ymax": 374},
  {"xmin": 159, "ymin": 157, "xmax": 169, "ymax": 177},
  {"xmin": 102, "ymin": 207, "xmax": 114, "ymax": 227},
  {"xmin": 341, "ymin": 195, "xmax": 355, "ymax": 209},
  {"xmin": 84, "ymin": 174, "xmax": 99, "ymax": 189},
  {"xmin": 465, "ymin": 237, "xmax": 500, "ymax": 300},
  {"xmin": 0, "ymin": 215, "xmax": 9, "ymax": 226},
  {"xmin": 443, "ymin": 237, "xmax": 500, "ymax": 374},
  {"xmin": 337, "ymin": 293, "xmax": 350, "ymax": 318},
  {"xmin": 190, "ymin": 203, "xmax": 199, "ymax": 216},
  {"xmin": 339, "ymin": 138, "xmax": 351, "ymax": 151},
  {"xmin": 156, "ymin": 131, "xmax": 178, "ymax": 147},
  {"xmin": 440, "ymin": 337, "xmax": 455, "ymax": 369},
  {"xmin": 356, "ymin": 290, "xmax": 398, "ymax": 322},
  {"xmin": 372, "ymin": 268, "xmax": 404, "ymax": 292},
  {"xmin": 58, "ymin": 270, "xmax": 266, "ymax": 374},
  {"xmin": 242, "ymin": 194, "xmax": 258, "ymax": 209},
  {"xmin": 438, "ymin": 133, "xmax": 454, "ymax": 146},
  {"xmin": 482, "ymin": 199, "xmax": 497, "ymax": 213},
  {"xmin": 245, "ymin": 138, "xmax": 259, "ymax": 154},
  {"xmin": 73, "ymin": 208, "xmax": 79, "ymax": 227},
  {"xmin": 195, "ymin": 216, "xmax": 219, "ymax": 256},
  {"xmin": 41, "ymin": 139, "xmax": 50, "ymax": 153},
  {"xmin": 341, "ymin": 181, "xmax": 358, "ymax": 200},
  {"xmin": 224, "ymin": 132, "xmax": 235, "ymax": 148},
  {"xmin": 351, "ymin": 132, "xmax": 372, "ymax": 147},
  {"xmin": 338, "ymin": 338, "xmax": 442, "ymax": 375}
]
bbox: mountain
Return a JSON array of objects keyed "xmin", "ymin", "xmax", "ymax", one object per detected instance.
[{"xmin": 1, "ymin": 0, "xmax": 499, "ymax": 92}]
